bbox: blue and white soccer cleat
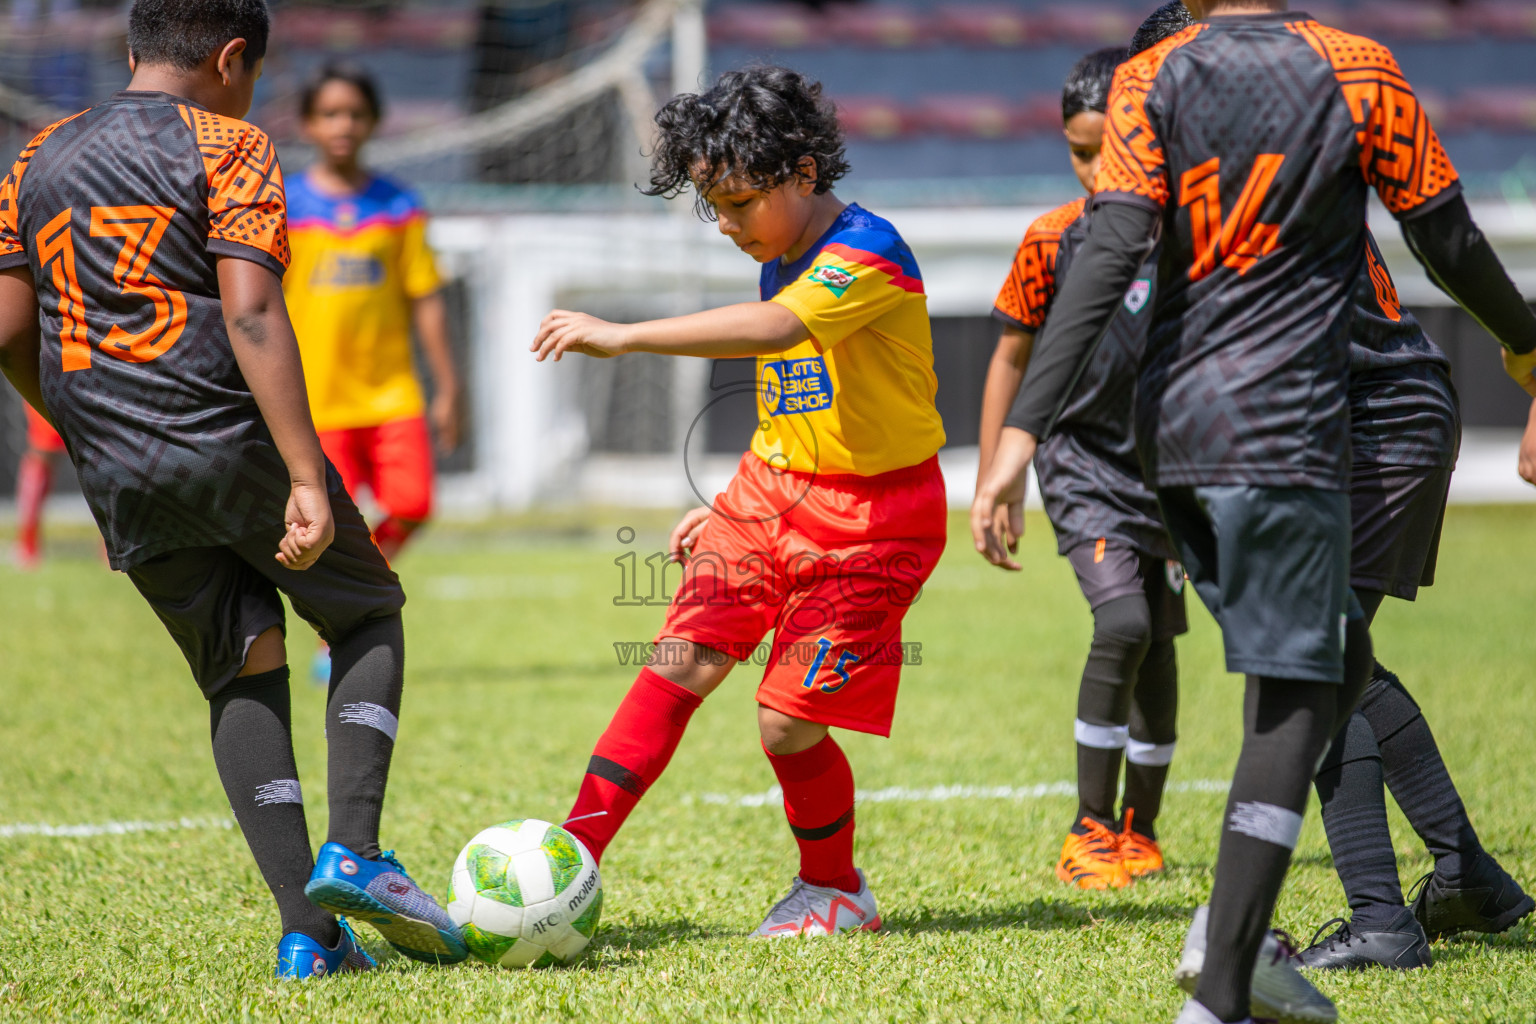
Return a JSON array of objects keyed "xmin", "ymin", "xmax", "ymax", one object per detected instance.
[
  {"xmin": 305, "ymin": 842, "xmax": 469, "ymax": 964},
  {"xmin": 276, "ymin": 919, "xmax": 377, "ymax": 979}
]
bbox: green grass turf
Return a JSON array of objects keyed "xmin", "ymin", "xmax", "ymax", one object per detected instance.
[{"xmin": 2, "ymin": 506, "xmax": 1533, "ymax": 1022}]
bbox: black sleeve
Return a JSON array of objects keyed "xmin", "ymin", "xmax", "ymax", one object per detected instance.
[
  {"xmin": 1400, "ymin": 194, "xmax": 1536, "ymax": 356},
  {"xmin": 1004, "ymin": 199, "xmax": 1159, "ymax": 437}
]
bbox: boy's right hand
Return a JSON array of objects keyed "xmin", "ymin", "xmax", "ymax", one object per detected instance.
[
  {"xmin": 277, "ymin": 481, "xmax": 335, "ymax": 570},
  {"xmin": 669, "ymin": 506, "xmax": 712, "ymax": 562}
]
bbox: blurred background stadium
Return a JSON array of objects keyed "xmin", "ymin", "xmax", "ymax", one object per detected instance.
[{"xmin": 2, "ymin": 0, "xmax": 1535, "ymax": 517}]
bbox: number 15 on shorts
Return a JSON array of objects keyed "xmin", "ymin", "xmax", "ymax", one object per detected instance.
[{"xmin": 801, "ymin": 637, "xmax": 861, "ymax": 694}]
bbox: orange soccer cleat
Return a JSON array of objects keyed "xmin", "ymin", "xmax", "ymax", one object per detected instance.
[
  {"xmin": 1117, "ymin": 809, "xmax": 1164, "ymax": 877},
  {"xmin": 1056, "ymin": 817, "xmax": 1132, "ymax": 890}
]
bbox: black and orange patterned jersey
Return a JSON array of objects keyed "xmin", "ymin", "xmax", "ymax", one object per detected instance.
[
  {"xmin": 1349, "ymin": 229, "xmax": 1458, "ymax": 469},
  {"xmin": 1095, "ymin": 13, "xmax": 1461, "ymax": 490},
  {"xmin": 992, "ymin": 198, "xmax": 1085, "ymax": 332},
  {"xmin": 0, "ymin": 90, "xmax": 292, "ymax": 569},
  {"xmin": 993, "ymin": 204, "xmax": 1173, "ymax": 560}
]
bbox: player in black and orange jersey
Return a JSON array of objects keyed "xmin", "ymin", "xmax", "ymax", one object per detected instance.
[
  {"xmin": 978, "ymin": 46, "xmax": 1185, "ymax": 892},
  {"xmin": 973, "ymin": 2, "xmax": 1536, "ymax": 1022},
  {"xmin": 0, "ymin": 0, "xmax": 465, "ymax": 978}
]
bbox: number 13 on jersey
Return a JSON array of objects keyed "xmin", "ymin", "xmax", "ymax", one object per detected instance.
[{"xmin": 36, "ymin": 205, "xmax": 187, "ymax": 371}]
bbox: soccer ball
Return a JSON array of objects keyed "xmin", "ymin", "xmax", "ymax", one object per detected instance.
[{"xmin": 447, "ymin": 818, "xmax": 604, "ymax": 968}]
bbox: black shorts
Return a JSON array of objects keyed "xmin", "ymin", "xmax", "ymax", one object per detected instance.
[
  {"xmin": 126, "ymin": 468, "xmax": 405, "ymax": 697},
  {"xmin": 1350, "ymin": 463, "xmax": 1451, "ymax": 602},
  {"xmin": 1065, "ymin": 541, "xmax": 1189, "ymax": 641},
  {"xmin": 1158, "ymin": 484, "xmax": 1360, "ymax": 683}
]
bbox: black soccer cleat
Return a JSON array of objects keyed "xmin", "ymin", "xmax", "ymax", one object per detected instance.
[
  {"xmin": 1408, "ymin": 851, "xmax": 1536, "ymax": 942},
  {"xmin": 1295, "ymin": 909, "xmax": 1432, "ymax": 971}
]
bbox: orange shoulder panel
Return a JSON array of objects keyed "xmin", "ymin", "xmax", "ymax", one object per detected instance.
[
  {"xmin": 1095, "ymin": 23, "xmax": 1206, "ymax": 205},
  {"xmin": 994, "ymin": 198, "xmax": 1087, "ymax": 330},
  {"xmin": 1288, "ymin": 21, "xmax": 1459, "ymax": 216},
  {"xmin": 179, "ymin": 105, "xmax": 290, "ymax": 267},
  {"xmin": 0, "ymin": 111, "xmax": 86, "ymax": 260}
]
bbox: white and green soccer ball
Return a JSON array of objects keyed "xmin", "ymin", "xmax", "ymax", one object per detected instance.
[{"xmin": 448, "ymin": 818, "xmax": 604, "ymax": 968}]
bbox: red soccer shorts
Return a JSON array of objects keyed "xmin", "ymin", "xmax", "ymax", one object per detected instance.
[
  {"xmin": 660, "ymin": 452, "xmax": 947, "ymax": 737},
  {"xmin": 318, "ymin": 415, "xmax": 435, "ymax": 523},
  {"xmin": 24, "ymin": 405, "xmax": 66, "ymax": 454}
]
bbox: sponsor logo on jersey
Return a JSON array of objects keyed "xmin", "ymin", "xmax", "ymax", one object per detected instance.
[
  {"xmin": 1124, "ymin": 279, "xmax": 1151, "ymax": 314},
  {"xmin": 810, "ymin": 263, "xmax": 855, "ymax": 297},
  {"xmin": 1166, "ymin": 560, "xmax": 1186, "ymax": 595},
  {"xmin": 311, "ymin": 252, "xmax": 385, "ymax": 289},
  {"xmin": 761, "ymin": 356, "xmax": 834, "ymax": 415}
]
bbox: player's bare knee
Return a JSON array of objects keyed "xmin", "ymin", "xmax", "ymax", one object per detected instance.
[
  {"xmin": 648, "ymin": 638, "xmax": 734, "ymax": 697},
  {"xmin": 238, "ymin": 626, "xmax": 287, "ymax": 677},
  {"xmin": 758, "ymin": 706, "xmax": 828, "ymax": 756}
]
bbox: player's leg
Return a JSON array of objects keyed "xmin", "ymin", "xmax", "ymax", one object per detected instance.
[
  {"xmin": 242, "ymin": 470, "xmax": 463, "ymax": 964},
  {"xmin": 563, "ymin": 453, "xmax": 784, "ymax": 864},
  {"xmin": 1121, "ymin": 556, "xmax": 1186, "ymax": 875},
  {"xmin": 1161, "ymin": 486, "xmax": 1366, "ymax": 1024},
  {"xmin": 367, "ymin": 416, "xmax": 435, "ymax": 560},
  {"xmin": 751, "ymin": 455, "xmax": 946, "ymax": 938},
  {"xmin": 124, "ymin": 547, "xmax": 371, "ymax": 978},
  {"xmin": 1059, "ymin": 543, "xmax": 1158, "ymax": 889},
  {"xmin": 15, "ymin": 407, "xmax": 64, "ymax": 568},
  {"xmin": 310, "ymin": 429, "xmax": 370, "ymax": 684}
]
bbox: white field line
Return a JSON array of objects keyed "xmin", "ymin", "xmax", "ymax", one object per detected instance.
[
  {"xmin": 0, "ymin": 816, "xmax": 233, "ymax": 840},
  {"xmin": 2, "ymin": 780, "xmax": 1234, "ymax": 839},
  {"xmin": 685, "ymin": 778, "xmax": 1231, "ymax": 808}
]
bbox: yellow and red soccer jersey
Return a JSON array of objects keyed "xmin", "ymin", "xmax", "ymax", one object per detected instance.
[
  {"xmin": 758, "ymin": 204, "xmax": 944, "ymax": 476},
  {"xmin": 284, "ymin": 172, "xmax": 442, "ymax": 433},
  {"xmin": 993, "ymin": 197, "xmax": 1086, "ymax": 332}
]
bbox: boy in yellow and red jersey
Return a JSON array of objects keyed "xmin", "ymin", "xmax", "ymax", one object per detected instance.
[
  {"xmin": 532, "ymin": 65, "xmax": 947, "ymax": 938},
  {"xmin": 12, "ymin": 404, "xmax": 67, "ymax": 568},
  {"xmin": 284, "ymin": 66, "xmax": 460, "ymax": 565}
]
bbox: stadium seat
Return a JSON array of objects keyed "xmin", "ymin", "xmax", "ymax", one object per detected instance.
[
  {"xmin": 1450, "ymin": 86, "xmax": 1536, "ymax": 133},
  {"xmin": 822, "ymin": 4, "xmax": 935, "ymax": 49},
  {"xmin": 912, "ymin": 93, "xmax": 1048, "ymax": 139},
  {"xmin": 833, "ymin": 95, "xmax": 917, "ymax": 139},
  {"xmin": 380, "ymin": 9, "xmax": 479, "ymax": 51},
  {"xmin": 707, "ymin": 4, "xmax": 826, "ymax": 49},
  {"xmin": 273, "ymin": 8, "xmax": 380, "ymax": 52},
  {"xmin": 1346, "ymin": 2, "xmax": 1471, "ymax": 41},
  {"xmin": 1472, "ymin": 1, "xmax": 1536, "ymax": 39},
  {"xmin": 930, "ymin": 5, "xmax": 1037, "ymax": 48},
  {"xmin": 1034, "ymin": 4, "xmax": 1139, "ymax": 46}
]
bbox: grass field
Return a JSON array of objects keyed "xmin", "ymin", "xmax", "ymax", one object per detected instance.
[{"xmin": 2, "ymin": 506, "xmax": 1534, "ymax": 1023}]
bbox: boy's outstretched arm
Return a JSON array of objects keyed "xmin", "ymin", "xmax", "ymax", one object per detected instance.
[
  {"xmin": 0, "ymin": 266, "xmax": 45, "ymax": 418},
  {"xmin": 217, "ymin": 256, "xmax": 334, "ymax": 571},
  {"xmin": 532, "ymin": 302, "xmax": 809, "ymax": 362},
  {"xmin": 414, "ymin": 290, "xmax": 462, "ymax": 452},
  {"xmin": 977, "ymin": 327, "xmax": 1035, "ymax": 481},
  {"xmin": 1399, "ymin": 195, "xmax": 1536, "ymax": 396}
]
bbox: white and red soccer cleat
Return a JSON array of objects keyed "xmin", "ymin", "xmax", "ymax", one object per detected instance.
[{"xmin": 752, "ymin": 869, "xmax": 882, "ymax": 938}]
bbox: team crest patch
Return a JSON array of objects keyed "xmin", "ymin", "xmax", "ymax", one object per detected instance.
[
  {"xmin": 1165, "ymin": 560, "xmax": 1186, "ymax": 595},
  {"xmin": 1124, "ymin": 279, "xmax": 1151, "ymax": 314},
  {"xmin": 810, "ymin": 264, "xmax": 855, "ymax": 297},
  {"xmin": 761, "ymin": 356, "xmax": 834, "ymax": 415}
]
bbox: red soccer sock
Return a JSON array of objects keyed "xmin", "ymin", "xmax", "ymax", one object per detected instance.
[
  {"xmin": 766, "ymin": 734, "xmax": 860, "ymax": 893},
  {"xmin": 15, "ymin": 453, "xmax": 52, "ymax": 560},
  {"xmin": 564, "ymin": 667, "xmax": 702, "ymax": 863}
]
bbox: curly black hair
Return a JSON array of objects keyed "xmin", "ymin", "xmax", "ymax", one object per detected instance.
[
  {"xmin": 643, "ymin": 65, "xmax": 850, "ymax": 220},
  {"xmin": 1061, "ymin": 46, "xmax": 1127, "ymax": 123},
  {"xmin": 1131, "ymin": 2, "xmax": 1196, "ymax": 57}
]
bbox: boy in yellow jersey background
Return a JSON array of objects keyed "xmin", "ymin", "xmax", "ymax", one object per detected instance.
[
  {"xmin": 284, "ymin": 65, "xmax": 460, "ymax": 568},
  {"xmin": 532, "ymin": 65, "xmax": 947, "ymax": 937}
]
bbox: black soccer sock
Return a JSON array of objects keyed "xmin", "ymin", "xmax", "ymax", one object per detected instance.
[
  {"xmin": 1315, "ymin": 711, "xmax": 1404, "ymax": 928},
  {"xmin": 324, "ymin": 614, "xmax": 406, "ymax": 860},
  {"xmin": 1196, "ymin": 675, "xmax": 1340, "ymax": 1023},
  {"xmin": 1363, "ymin": 662, "xmax": 1482, "ymax": 881},
  {"xmin": 1123, "ymin": 637, "xmax": 1178, "ymax": 839},
  {"xmin": 209, "ymin": 667, "xmax": 339, "ymax": 945},
  {"xmin": 1073, "ymin": 594, "xmax": 1153, "ymax": 829}
]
